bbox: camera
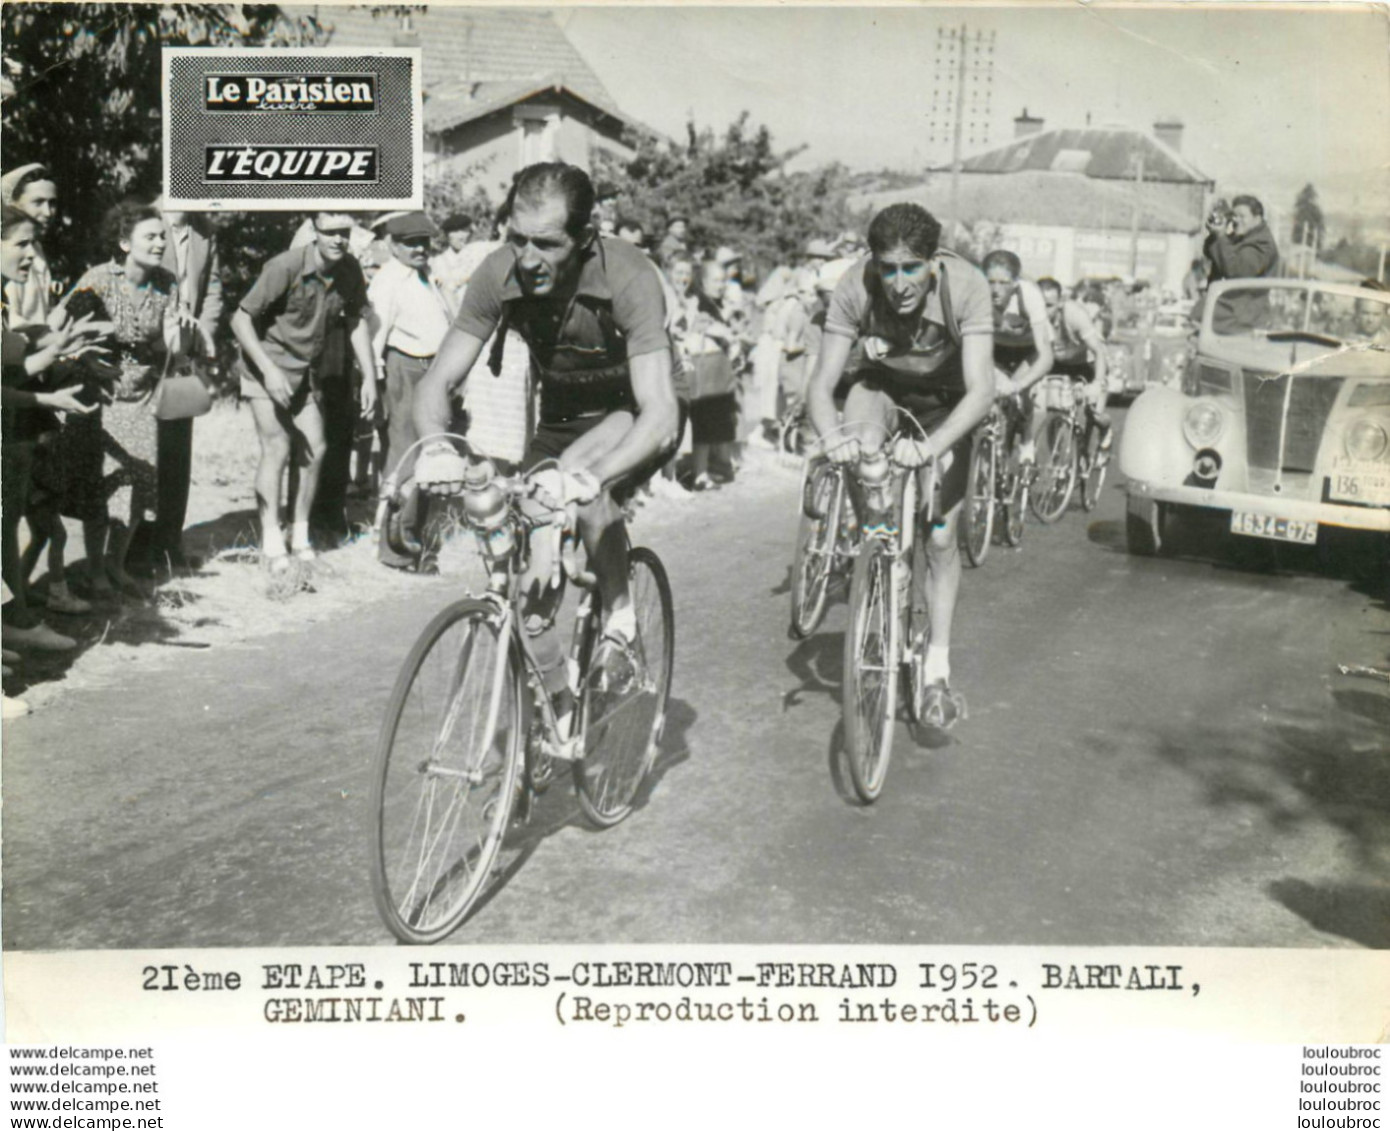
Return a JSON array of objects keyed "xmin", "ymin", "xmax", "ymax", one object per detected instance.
[{"xmin": 1207, "ymin": 198, "xmax": 1232, "ymax": 230}]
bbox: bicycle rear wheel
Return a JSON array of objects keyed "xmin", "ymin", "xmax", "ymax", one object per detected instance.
[
  {"xmin": 790, "ymin": 461, "xmax": 844, "ymax": 638},
  {"xmin": 575, "ymin": 547, "xmax": 675, "ymax": 828},
  {"xmin": 1031, "ymin": 412, "xmax": 1077, "ymax": 523},
  {"xmin": 370, "ymin": 600, "xmax": 523, "ymax": 943},
  {"xmin": 1001, "ymin": 430, "xmax": 1027, "ymax": 547},
  {"xmin": 842, "ymin": 538, "xmax": 899, "ymax": 803},
  {"xmin": 1079, "ymin": 419, "xmax": 1109, "ymax": 512},
  {"xmin": 961, "ymin": 431, "xmax": 996, "ymax": 567}
]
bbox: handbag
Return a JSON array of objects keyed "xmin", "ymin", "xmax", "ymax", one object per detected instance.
[{"xmin": 154, "ymin": 352, "xmax": 212, "ymax": 421}]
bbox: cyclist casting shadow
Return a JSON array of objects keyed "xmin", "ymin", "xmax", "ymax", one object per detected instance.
[
  {"xmin": 412, "ymin": 163, "xmax": 680, "ymax": 706},
  {"xmin": 804, "ymin": 203, "xmax": 995, "ymax": 727}
]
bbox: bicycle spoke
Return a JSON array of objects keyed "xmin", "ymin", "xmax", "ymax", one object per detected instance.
[{"xmin": 371, "ymin": 602, "xmax": 522, "ymax": 943}]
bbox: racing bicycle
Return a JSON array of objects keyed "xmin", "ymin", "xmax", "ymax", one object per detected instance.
[
  {"xmin": 840, "ymin": 415, "xmax": 937, "ymax": 804},
  {"xmin": 368, "ymin": 436, "xmax": 674, "ymax": 943},
  {"xmin": 789, "ymin": 448, "xmax": 858, "ymax": 639},
  {"xmin": 960, "ymin": 393, "xmax": 1031, "ymax": 567},
  {"xmin": 1032, "ymin": 375, "xmax": 1112, "ymax": 522}
]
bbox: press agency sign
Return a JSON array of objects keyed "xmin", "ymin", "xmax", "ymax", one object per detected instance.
[{"xmin": 163, "ymin": 48, "xmax": 423, "ymax": 211}]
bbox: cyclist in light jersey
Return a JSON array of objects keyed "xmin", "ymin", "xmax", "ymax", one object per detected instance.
[
  {"xmin": 982, "ymin": 249, "xmax": 1053, "ymax": 467},
  {"xmin": 806, "ymin": 203, "xmax": 994, "ymax": 726},
  {"xmin": 1037, "ymin": 276, "xmax": 1112, "ymax": 449}
]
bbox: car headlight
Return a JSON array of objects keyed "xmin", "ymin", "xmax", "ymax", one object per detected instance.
[
  {"xmin": 1182, "ymin": 400, "xmax": 1225, "ymax": 448},
  {"xmin": 1344, "ymin": 418, "xmax": 1389, "ymax": 462}
]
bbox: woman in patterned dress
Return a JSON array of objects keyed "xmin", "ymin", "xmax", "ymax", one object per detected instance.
[{"xmin": 60, "ymin": 202, "xmax": 195, "ymax": 595}]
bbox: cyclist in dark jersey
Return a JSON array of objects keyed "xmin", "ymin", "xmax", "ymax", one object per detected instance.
[
  {"xmin": 982, "ymin": 249, "xmax": 1053, "ymax": 468},
  {"xmin": 805, "ymin": 203, "xmax": 994, "ymax": 727},
  {"xmin": 413, "ymin": 163, "xmax": 680, "ymax": 686},
  {"xmin": 1037, "ymin": 275, "xmax": 1111, "ymax": 448}
]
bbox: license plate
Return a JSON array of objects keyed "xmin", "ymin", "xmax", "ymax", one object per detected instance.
[
  {"xmin": 1329, "ymin": 473, "xmax": 1390, "ymax": 507},
  {"xmin": 1230, "ymin": 511, "xmax": 1318, "ymax": 544}
]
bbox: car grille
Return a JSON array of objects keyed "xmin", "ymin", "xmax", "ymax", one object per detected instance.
[{"xmin": 1242, "ymin": 372, "xmax": 1344, "ymax": 474}]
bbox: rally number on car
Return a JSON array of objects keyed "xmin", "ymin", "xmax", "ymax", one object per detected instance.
[{"xmin": 1330, "ymin": 473, "xmax": 1390, "ymax": 507}]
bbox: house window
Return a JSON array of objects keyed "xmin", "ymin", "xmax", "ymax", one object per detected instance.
[
  {"xmin": 521, "ymin": 118, "xmax": 551, "ymax": 165},
  {"xmin": 514, "ymin": 104, "xmax": 560, "ymax": 167}
]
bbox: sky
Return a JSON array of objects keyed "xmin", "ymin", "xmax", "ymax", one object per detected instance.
[{"xmin": 560, "ymin": 4, "xmax": 1390, "ymax": 225}]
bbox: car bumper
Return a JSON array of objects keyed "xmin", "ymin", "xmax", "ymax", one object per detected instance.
[{"xmin": 1126, "ymin": 478, "xmax": 1390, "ymax": 532}]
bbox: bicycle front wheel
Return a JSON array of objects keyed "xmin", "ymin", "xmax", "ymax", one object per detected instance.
[
  {"xmin": 370, "ymin": 600, "xmax": 523, "ymax": 944},
  {"xmin": 1002, "ymin": 430, "xmax": 1027, "ymax": 547},
  {"xmin": 575, "ymin": 547, "xmax": 675, "ymax": 828},
  {"xmin": 1031, "ymin": 412, "xmax": 1078, "ymax": 523},
  {"xmin": 790, "ymin": 461, "xmax": 843, "ymax": 638},
  {"xmin": 1079, "ymin": 420, "xmax": 1109, "ymax": 512},
  {"xmin": 961, "ymin": 431, "xmax": 996, "ymax": 567},
  {"xmin": 842, "ymin": 538, "xmax": 899, "ymax": 803}
]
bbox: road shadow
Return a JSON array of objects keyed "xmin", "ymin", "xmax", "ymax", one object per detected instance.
[
  {"xmin": 442, "ymin": 696, "xmax": 698, "ymax": 937},
  {"xmin": 1267, "ymin": 879, "xmax": 1390, "ymax": 949},
  {"xmin": 1141, "ymin": 689, "xmax": 1390, "ymax": 944},
  {"xmin": 782, "ymin": 631, "xmax": 844, "ymax": 710},
  {"xmin": 6, "ymin": 560, "xmax": 222, "ymax": 696}
]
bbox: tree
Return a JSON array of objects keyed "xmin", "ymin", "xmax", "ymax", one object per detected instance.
[
  {"xmin": 1292, "ymin": 183, "xmax": 1325, "ymax": 249},
  {"xmin": 595, "ymin": 113, "xmax": 863, "ymax": 279},
  {"xmin": 1, "ymin": 4, "xmax": 326, "ymax": 285}
]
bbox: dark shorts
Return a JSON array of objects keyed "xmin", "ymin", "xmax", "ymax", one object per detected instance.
[
  {"xmin": 1052, "ymin": 356, "xmax": 1096, "ymax": 381},
  {"xmin": 522, "ymin": 408, "xmax": 684, "ymax": 507},
  {"xmin": 850, "ymin": 372, "xmax": 971, "ymax": 520}
]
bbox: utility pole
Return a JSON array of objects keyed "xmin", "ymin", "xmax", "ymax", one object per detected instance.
[
  {"xmin": 1128, "ymin": 150, "xmax": 1145, "ymax": 280},
  {"xmin": 929, "ymin": 24, "xmax": 995, "ymax": 230}
]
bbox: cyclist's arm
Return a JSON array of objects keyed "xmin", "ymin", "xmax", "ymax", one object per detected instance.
[
  {"xmin": 412, "ymin": 326, "xmax": 486, "ymax": 440},
  {"xmin": 581, "ymin": 347, "xmax": 680, "ymax": 489},
  {"xmin": 1067, "ymin": 302, "xmax": 1107, "ymax": 386},
  {"xmin": 1012, "ymin": 283, "xmax": 1055, "ymax": 392},
  {"xmin": 922, "ymin": 333, "xmax": 994, "ymax": 460},
  {"xmin": 806, "ymin": 330, "xmax": 853, "ymax": 441}
]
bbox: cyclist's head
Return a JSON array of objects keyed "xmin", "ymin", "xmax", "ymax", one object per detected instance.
[
  {"xmin": 982, "ymin": 249, "xmax": 1023, "ymax": 310},
  {"xmin": 1037, "ymin": 276, "xmax": 1064, "ymax": 311},
  {"xmin": 504, "ymin": 163, "xmax": 596, "ymax": 297},
  {"xmin": 866, "ymin": 205, "xmax": 941, "ymax": 318},
  {"xmin": 867, "ymin": 203, "xmax": 941, "ymax": 262}
]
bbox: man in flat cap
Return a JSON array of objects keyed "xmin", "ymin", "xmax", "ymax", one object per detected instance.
[{"xmin": 368, "ymin": 211, "xmax": 453, "ymax": 569}]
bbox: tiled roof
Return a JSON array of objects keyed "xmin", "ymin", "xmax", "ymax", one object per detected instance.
[
  {"xmin": 853, "ymin": 170, "xmax": 1205, "ymax": 234},
  {"xmin": 955, "ymin": 126, "xmax": 1213, "ymax": 186},
  {"xmin": 303, "ymin": 6, "xmax": 617, "ymax": 112},
  {"xmin": 425, "ymin": 75, "xmax": 650, "ymax": 138}
]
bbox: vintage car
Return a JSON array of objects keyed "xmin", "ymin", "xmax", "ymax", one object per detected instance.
[
  {"xmin": 1106, "ymin": 303, "xmax": 1194, "ymax": 400},
  {"xmin": 1120, "ymin": 278, "xmax": 1390, "ymax": 562}
]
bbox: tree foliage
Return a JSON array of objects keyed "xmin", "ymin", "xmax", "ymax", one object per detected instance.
[
  {"xmin": 595, "ymin": 113, "xmax": 863, "ymax": 278},
  {"xmin": 1, "ymin": 4, "xmax": 326, "ymax": 285},
  {"xmin": 1292, "ymin": 182, "xmax": 1326, "ymax": 248}
]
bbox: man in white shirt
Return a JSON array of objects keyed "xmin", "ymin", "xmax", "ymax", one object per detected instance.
[
  {"xmin": 155, "ymin": 204, "xmax": 222, "ymax": 570},
  {"xmin": 369, "ymin": 212, "xmax": 452, "ymax": 570}
]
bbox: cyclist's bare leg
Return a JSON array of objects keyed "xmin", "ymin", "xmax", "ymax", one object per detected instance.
[
  {"xmin": 1083, "ymin": 376, "xmax": 1112, "ymax": 440},
  {"xmin": 921, "ymin": 492, "xmax": 962, "ymax": 677},
  {"xmin": 558, "ymin": 412, "xmax": 636, "ymax": 624},
  {"xmin": 837, "ymin": 383, "xmax": 894, "ymax": 519}
]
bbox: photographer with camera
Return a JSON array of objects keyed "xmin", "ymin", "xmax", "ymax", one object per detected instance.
[{"xmin": 1199, "ymin": 195, "xmax": 1279, "ymax": 330}]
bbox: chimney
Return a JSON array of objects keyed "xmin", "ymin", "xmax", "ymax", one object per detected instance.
[
  {"xmin": 1014, "ymin": 108, "xmax": 1044, "ymax": 139},
  {"xmin": 392, "ymin": 10, "xmax": 420, "ymax": 47},
  {"xmin": 1154, "ymin": 118, "xmax": 1184, "ymax": 152}
]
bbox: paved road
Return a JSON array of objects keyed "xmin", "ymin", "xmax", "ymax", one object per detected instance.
[{"xmin": 4, "ymin": 410, "xmax": 1388, "ymax": 949}]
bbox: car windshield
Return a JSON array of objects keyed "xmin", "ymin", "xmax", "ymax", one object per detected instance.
[{"xmin": 1213, "ymin": 285, "xmax": 1390, "ymax": 347}]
